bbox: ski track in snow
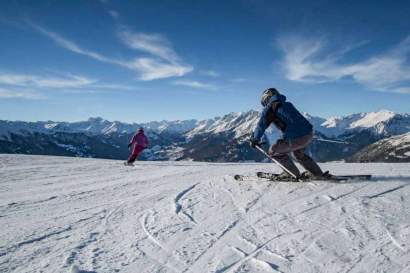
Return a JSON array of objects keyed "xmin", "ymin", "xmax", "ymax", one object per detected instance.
[
  {"xmin": 1, "ymin": 154, "xmax": 410, "ymax": 273},
  {"xmin": 175, "ymin": 183, "xmax": 199, "ymax": 224}
]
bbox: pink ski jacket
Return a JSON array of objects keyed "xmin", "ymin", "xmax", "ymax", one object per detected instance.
[{"xmin": 130, "ymin": 132, "xmax": 149, "ymax": 148}]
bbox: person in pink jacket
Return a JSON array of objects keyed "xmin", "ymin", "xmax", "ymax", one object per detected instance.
[{"xmin": 126, "ymin": 127, "xmax": 149, "ymax": 165}]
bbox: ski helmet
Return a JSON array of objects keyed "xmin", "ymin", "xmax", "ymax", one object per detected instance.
[
  {"xmin": 261, "ymin": 88, "xmax": 280, "ymax": 107},
  {"xmin": 138, "ymin": 127, "xmax": 144, "ymax": 132}
]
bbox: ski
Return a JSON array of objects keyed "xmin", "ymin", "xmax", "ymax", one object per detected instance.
[
  {"xmin": 257, "ymin": 172, "xmax": 298, "ymax": 182},
  {"xmin": 234, "ymin": 172, "xmax": 372, "ymax": 182},
  {"xmin": 234, "ymin": 174, "xmax": 264, "ymax": 182},
  {"xmin": 329, "ymin": 174, "xmax": 372, "ymax": 180},
  {"xmin": 233, "ymin": 173, "xmax": 298, "ymax": 182},
  {"xmin": 257, "ymin": 171, "xmax": 371, "ymax": 182}
]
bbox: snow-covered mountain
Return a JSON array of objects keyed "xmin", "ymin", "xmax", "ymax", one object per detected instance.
[
  {"xmin": 1, "ymin": 109, "xmax": 410, "ymax": 162},
  {"xmin": 179, "ymin": 109, "xmax": 410, "ymax": 162},
  {"xmin": 0, "ymin": 117, "xmax": 199, "ymax": 139},
  {"xmin": 186, "ymin": 111, "xmax": 259, "ymax": 139},
  {"xmin": 2, "ymin": 109, "xmax": 409, "ymax": 139},
  {"xmin": 317, "ymin": 110, "xmax": 410, "ymax": 137},
  {"xmin": 349, "ymin": 132, "xmax": 410, "ymax": 162},
  {"xmin": 2, "ymin": 154, "xmax": 410, "ymax": 273}
]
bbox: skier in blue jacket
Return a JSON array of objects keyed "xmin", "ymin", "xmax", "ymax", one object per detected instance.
[{"xmin": 250, "ymin": 88, "xmax": 324, "ymax": 179}]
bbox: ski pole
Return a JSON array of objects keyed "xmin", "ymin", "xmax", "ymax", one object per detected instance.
[
  {"xmin": 313, "ymin": 137, "xmax": 350, "ymax": 144},
  {"xmin": 255, "ymin": 145, "xmax": 299, "ymax": 179}
]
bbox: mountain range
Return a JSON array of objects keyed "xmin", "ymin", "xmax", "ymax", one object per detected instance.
[{"xmin": 1, "ymin": 109, "xmax": 410, "ymax": 162}]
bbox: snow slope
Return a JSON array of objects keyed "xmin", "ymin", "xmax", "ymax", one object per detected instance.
[{"xmin": 1, "ymin": 155, "xmax": 410, "ymax": 273}]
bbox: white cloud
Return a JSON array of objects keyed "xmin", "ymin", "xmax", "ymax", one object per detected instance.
[
  {"xmin": 0, "ymin": 73, "xmax": 95, "ymax": 88},
  {"xmin": 0, "ymin": 72, "xmax": 139, "ymax": 93},
  {"xmin": 119, "ymin": 30, "xmax": 178, "ymax": 62},
  {"xmin": 129, "ymin": 58, "xmax": 192, "ymax": 81},
  {"xmin": 32, "ymin": 24, "xmax": 193, "ymax": 81},
  {"xmin": 0, "ymin": 87, "xmax": 45, "ymax": 100},
  {"xmin": 118, "ymin": 29, "xmax": 193, "ymax": 80},
  {"xmin": 172, "ymin": 80, "xmax": 216, "ymax": 90},
  {"xmin": 279, "ymin": 36, "xmax": 410, "ymax": 93}
]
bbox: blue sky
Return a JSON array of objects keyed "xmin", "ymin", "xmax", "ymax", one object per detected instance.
[{"xmin": 1, "ymin": 0, "xmax": 410, "ymax": 123}]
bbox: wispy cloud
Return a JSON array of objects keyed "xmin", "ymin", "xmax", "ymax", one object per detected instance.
[
  {"xmin": 0, "ymin": 73, "xmax": 95, "ymax": 88},
  {"xmin": 90, "ymin": 83, "xmax": 137, "ymax": 90},
  {"xmin": 279, "ymin": 36, "xmax": 410, "ymax": 93},
  {"xmin": 128, "ymin": 58, "xmax": 191, "ymax": 81},
  {"xmin": 200, "ymin": 70, "xmax": 220, "ymax": 77},
  {"xmin": 0, "ymin": 87, "xmax": 45, "ymax": 99},
  {"xmin": 0, "ymin": 72, "xmax": 140, "ymax": 94},
  {"xmin": 394, "ymin": 87, "xmax": 410, "ymax": 94},
  {"xmin": 31, "ymin": 24, "xmax": 193, "ymax": 81},
  {"xmin": 32, "ymin": 24, "xmax": 119, "ymax": 65},
  {"xmin": 172, "ymin": 80, "xmax": 216, "ymax": 90},
  {"xmin": 119, "ymin": 30, "xmax": 178, "ymax": 62},
  {"xmin": 230, "ymin": 78, "xmax": 248, "ymax": 83},
  {"xmin": 108, "ymin": 10, "xmax": 119, "ymax": 19},
  {"xmin": 118, "ymin": 29, "xmax": 193, "ymax": 80}
]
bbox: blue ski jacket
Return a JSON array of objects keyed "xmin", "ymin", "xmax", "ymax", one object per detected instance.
[{"xmin": 253, "ymin": 94, "xmax": 312, "ymax": 142}]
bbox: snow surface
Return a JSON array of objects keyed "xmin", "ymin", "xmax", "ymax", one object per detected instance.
[{"xmin": 1, "ymin": 154, "xmax": 410, "ymax": 273}]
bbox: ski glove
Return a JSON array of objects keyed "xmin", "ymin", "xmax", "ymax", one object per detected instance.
[{"xmin": 249, "ymin": 137, "xmax": 261, "ymax": 149}]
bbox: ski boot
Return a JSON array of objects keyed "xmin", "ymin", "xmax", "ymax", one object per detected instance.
[
  {"xmin": 300, "ymin": 171, "xmax": 333, "ymax": 181},
  {"xmin": 273, "ymin": 171, "xmax": 299, "ymax": 182}
]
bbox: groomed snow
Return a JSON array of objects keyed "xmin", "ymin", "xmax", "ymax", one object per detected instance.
[{"xmin": 1, "ymin": 155, "xmax": 410, "ymax": 273}]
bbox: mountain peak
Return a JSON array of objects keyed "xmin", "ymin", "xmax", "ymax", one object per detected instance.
[
  {"xmin": 87, "ymin": 117, "xmax": 106, "ymax": 123},
  {"xmin": 349, "ymin": 110, "xmax": 396, "ymax": 129}
]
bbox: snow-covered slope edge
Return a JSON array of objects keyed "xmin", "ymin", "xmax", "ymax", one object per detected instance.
[{"xmin": 1, "ymin": 154, "xmax": 410, "ymax": 273}]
